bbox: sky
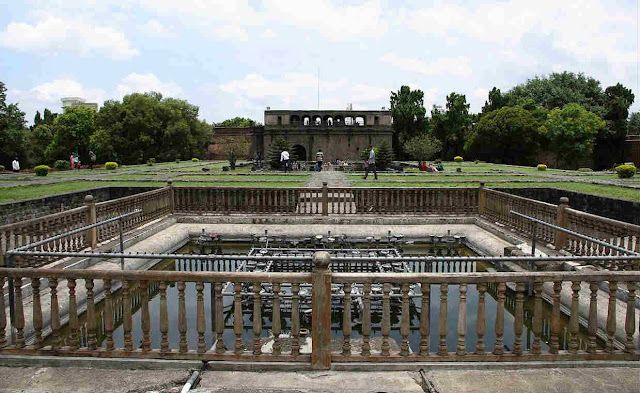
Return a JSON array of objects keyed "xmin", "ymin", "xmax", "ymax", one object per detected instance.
[{"xmin": 1, "ymin": 0, "xmax": 638, "ymax": 125}]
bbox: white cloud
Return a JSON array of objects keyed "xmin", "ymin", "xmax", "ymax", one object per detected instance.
[
  {"xmin": 380, "ymin": 53, "xmax": 472, "ymax": 78},
  {"xmin": 140, "ymin": 19, "xmax": 174, "ymax": 38},
  {"xmin": 116, "ymin": 73, "xmax": 184, "ymax": 98},
  {"xmin": 261, "ymin": 29, "xmax": 277, "ymax": 39},
  {"xmin": 0, "ymin": 15, "xmax": 138, "ymax": 60},
  {"xmin": 213, "ymin": 25, "xmax": 249, "ymax": 42}
]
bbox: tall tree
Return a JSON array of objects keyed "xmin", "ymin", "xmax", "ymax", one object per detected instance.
[
  {"xmin": 593, "ymin": 83, "xmax": 634, "ymax": 169},
  {"xmin": 24, "ymin": 124, "xmax": 53, "ymax": 166},
  {"xmin": 45, "ymin": 106, "xmax": 96, "ymax": 163},
  {"xmin": 541, "ymin": 103, "xmax": 605, "ymax": 168},
  {"xmin": 403, "ymin": 133, "xmax": 442, "ymax": 162},
  {"xmin": 0, "ymin": 81, "xmax": 27, "ymax": 167},
  {"xmin": 390, "ymin": 86, "xmax": 427, "ymax": 157},
  {"xmin": 628, "ymin": 112, "xmax": 640, "ymax": 135},
  {"xmin": 481, "ymin": 87, "xmax": 507, "ymax": 114},
  {"xmin": 215, "ymin": 117, "xmax": 260, "ymax": 127},
  {"xmin": 465, "ymin": 106, "xmax": 542, "ymax": 165},
  {"xmin": 431, "ymin": 92, "xmax": 472, "ymax": 159}
]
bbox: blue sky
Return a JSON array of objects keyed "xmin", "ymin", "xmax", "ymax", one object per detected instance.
[{"xmin": 1, "ymin": 0, "xmax": 638, "ymax": 125}]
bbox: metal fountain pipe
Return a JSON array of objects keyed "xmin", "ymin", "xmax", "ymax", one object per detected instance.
[{"xmin": 510, "ymin": 210, "xmax": 639, "ymax": 255}]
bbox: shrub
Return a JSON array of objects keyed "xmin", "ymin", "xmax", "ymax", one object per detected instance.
[
  {"xmin": 192, "ymin": 157, "xmax": 199, "ymax": 162},
  {"xmin": 54, "ymin": 160, "xmax": 70, "ymax": 171},
  {"xmin": 175, "ymin": 159, "xmax": 180, "ymax": 163},
  {"xmin": 34, "ymin": 165, "xmax": 50, "ymax": 176},
  {"xmin": 202, "ymin": 167, "xmax": 211, "ymax": 172},
  {"xmin": 146, "ymin": 159, "xmax": 154, "ymax": 166},
  {"xmin": 148, "ymin": 158, "xmax": 156, "ymax": 164},
  {"xmin": 578, "ymin": 167, "xmax": 593, "ymax": 172},
  {"xmin": 615, "ymin": 164, "xmax": 636, "ymax": 178},
  {"xmin": 537, "ymin": 164, "xmax": 547, "ymax": 171},
  {"xmin": 0, "ymin": 165, "xmax": 4, "ymax": 171},
  {"xmin": 454, "ymin": 156, "xmax": 463, "ymax": 162},
  {"xmin": 474, "ymin": 159, "xmax": 480, "ymax": 164},
  {"xmin": 105, "ymin": 162, "xmax": 118, "ymax": 170}
]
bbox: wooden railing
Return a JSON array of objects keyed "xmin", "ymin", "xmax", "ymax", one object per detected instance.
[{"xmin": 1, "ymin": 253, "xmax": 638, "ymax": 367}]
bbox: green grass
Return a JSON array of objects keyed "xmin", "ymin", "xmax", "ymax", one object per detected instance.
[
  {"xmin": 347, "ymin": 174, "xmax": 541, "ymax": 181},
  {"xmin": 176, "ymin": 174, "xmax": 311, "ymax": 181}
]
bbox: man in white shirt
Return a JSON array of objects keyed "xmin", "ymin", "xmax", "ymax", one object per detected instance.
[
  {"xmin": 12, "ymin": 157, "xmax": 20, "ymax": 172},
  {"xmin": 316, "ymin": 150, "xmax": 323, "ymax": 172},
  {"xmin": 362, "ymin": 145, "xmax": 377, "ymax": 180},
  {"xmin": 280, "ymin": 149, "xmax": 290, "ymax": 172}
]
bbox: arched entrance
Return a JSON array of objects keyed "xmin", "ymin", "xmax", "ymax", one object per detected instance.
[{"xmin": 292, "ymin": 144, "xmax": 307, "ymax": 161}]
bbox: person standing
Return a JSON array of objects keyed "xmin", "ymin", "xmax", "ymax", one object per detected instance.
[
  {"xmin": 89, "ymin": 150, "xmax": 97, "ymax": 170},
  {"xmin": 11, "ymin": 157, "xmax": 20, "ymax": 173},
  {"xmin": 363, "ymin": 145, "xmax": 377, "ymax": 180},
  {"xmin": 316, "ymin": 149, "xmax": 323, "ymax": 171},
  {"xmin": 70, "ymin": 153, "xmax": 75, "ymax": 170},
  {"xmin": 280, "ymin": 149, "xmax": 290, "ymax": 173}
]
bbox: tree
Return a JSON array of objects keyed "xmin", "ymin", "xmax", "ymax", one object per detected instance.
[
  {"xmin": 481, "ymin": 87, "xmax": 507, "ymax": 114},
  {"xmin": 45, "ymin": 106, "xmax": 96, "ymax": 163},
  {"xmin": 628, "ymin": 112, "xmax": 640, "ymax": 135},
  {"xmin": 593, "ymin": 83, "xmax": 634, "ymax": 169},
  {"xmin": 267, "ymin": 138, "xmax": 291, "ymax": 169},
  {"xmin": 403, "ymin": 133, "xmax": 442, "ymax": 162},
  {"xmin": 390, "ymin": 86, "xmax": 427, "ymax": 157},
  {"xmin": 541, "ymin": 103, "xmax": 605, "ymax": 168},
  {"xmin": 360, "ymin": 141, "xmax": 394, "ymax": 170},
  {"xmin": 430, "ymin": 92, "xmax": 472, "ymax": 159},
  {"xmin": 215, "ymin": 117, "xmax": 260, "ymax": 127},
  {"xmin": 24, "ymin": 124, "xmax": 53, "ymax": 167},
  {"xmin": 0, "ymin": 81, "xmax": 28, "ymax": 168},
  {"xmin": 465, "ymin": 107, "xmax": 542, "ymax": 165},
  {"xmin": 216, "ymin": 136, "xmax": 249, "ymax": 169}
]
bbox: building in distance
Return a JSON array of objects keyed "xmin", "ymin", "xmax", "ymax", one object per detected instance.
[{"xmin": 61, "ymin": 97, "xmax": 99, "ymax": 112}]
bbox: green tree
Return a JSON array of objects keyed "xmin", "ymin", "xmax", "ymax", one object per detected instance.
[
  {"xmin": 431, "ymin": 92, "xmax": 472, "ymax": 159},
  {"xmin": 0, "ymin": 81, "xmax": 28, "ymax": 167},
  {"xmin": 45, "ymin": 106, "xmax": 96, "ymax": 163},
  {"xmin": 628, "ymin": 112, "xmax": 640, "ymax": 135},
  {"xmin": 481, "ymin": 87, "xmax": 507, "ymax": 114},
  {"xmin": 593, "ymin": 83, "xmax": 634, "ymax": 169},
  {"xmin": 216, "ymin": 136, "xmax": 249, "ymax": 169},
  {"xmin": 267, "ymin": 138, "xmax": 291, "ymax": 169},
  {"xmin": 24, "ymin": 124, "xmax": 53, "ymax": 167},
  {"xmin": 403, "ymin": 133, "xmax": 442, "ymax": 162},
  {"xmin": 215, "ymin": 117, "xmax": 260, "ymax": 127},
  {"xmin": 465, "ymin": 106, "xmax": 542, "ymax": 165},
  {"xmin": 360, "ymin": 141, "xmax": 394, "ymax": 170},
  {"xmin": 390, "ymin": 86, "xmax": 427, "ymax": 157},
  {"xmin": 541, "ymin": 103, "xmax": 605, "ymax": 168}
]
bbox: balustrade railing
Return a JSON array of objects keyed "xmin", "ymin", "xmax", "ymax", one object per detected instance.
[{"xmin": 1, "ymin": 253, "xmax": 638, "ymax": 367}]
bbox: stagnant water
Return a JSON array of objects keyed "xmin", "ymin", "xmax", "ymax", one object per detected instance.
[{"xmin": 46, "ymin": 242, "xmax": 605, "ymax": 352}]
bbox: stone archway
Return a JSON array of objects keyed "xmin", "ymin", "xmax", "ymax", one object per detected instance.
[{"xmin": 292, "ymin": 144, "xmax": 307, "ymax": 161}]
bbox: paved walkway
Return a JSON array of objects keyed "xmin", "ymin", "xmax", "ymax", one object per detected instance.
[
  {"xmin": 305, "ymin": 171, "xmax": 353, "ymax": 187},
  {"xmin": 1, "ymin": 365, "xmax": 640, "ymax": 392}
]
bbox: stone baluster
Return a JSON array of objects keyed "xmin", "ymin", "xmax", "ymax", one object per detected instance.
[
  {"xmin": 253, "ymin": 282, "xmax": 262, "ymax": 355},
  {"xmin": 381, "ymin": 283, "xmax": 391, "ymax": 356},
  {"xmin": 569, "ymin": 281, "xmax": 581, "ymax": 353},
  {"xmin": 30, "ymin": 278, "xmax": 43, "ymax": 349},
  {"xmin": 342, "ymin": 283, "xmax": 352, "ymax": 356},
  {"xmin": 625, "ymin": 282, "xmax": 637, "ymax": 352},
  {"xmin": 291, "ymin": 283, "xmax": 300, "ymax": 356},
  {"xmin": 159, "ymin": 281, "xmax": 169, "ymax": 354},
  {"xmin": 103, "ymin": 279, "xmax": 114, "ymax": 352},
  {"xmin": 550, "ymin": 281, "xmax": 562, "ymax": 354},
  {"xmin": 513, "ymin": 282, "xmax": 525, "ymax": 355},
  {"xmin": 141, "ymin": 280, "xmax": 151, "ymax": 352},
  {"xmin": 456, "ymin": 283, "xmax": 467, "ymax": 356},
  {"xmin": 0, "ymin": 277, "xmax": 5, "ymax": 348},
  {"xmin": 587, "ymin": 282, "xmax": 598, "ymax": 354},
  {"xmin": 606, "ymin": 281, "xmax": 618, "ymax": 353},
  {"xmin": 215, "ymin": 282, "xmax": 226, "ymax": 354},
  {"xmin": 532, "ymin": 282, "xmax": 543, "ymax": 355},
  {"xmin": 476, "ymin": 283, "xmax": 486, "ymax": 354},
  {"xmin": 272, "ymin": 282, "xmax": 282, "ymax": 356},
  {"xmin": 419, "ymin": 282, "xmax": 430, "ymax": 356},
  {"xmin": 85, "ymin": 279, "xmax": 97, "ymax": 350},
  {"xmin": 233, "ymin": 282, "xmax": 243, "ymax": 355},
  {"xmin": 361, "ymin": 282, "xmax": 372, "ymax": 357},
  {"xmin": 400, "ymin": 283, "xmax": 411, "ymax": 356},
  {"xmin": 195, "ymin": 281, "xmax": 206, "ymax": 353},
  {"xmin": 178, "ymin": 281, "xmax": 188, "ymax": 353},
  {"xmin": 47, "ymin": 277, "xmax": 58, "ymax": 350},
  {"xmin": 438, "ymin": 283, "xmax": 448, "ymax": 356},
  {"xmin": 493, "ymin": 282, "xmax": 505, "ymax": 355},
  {"xmin": 123, "ymin": 280, "xmax": 133, "ymax": 351}
]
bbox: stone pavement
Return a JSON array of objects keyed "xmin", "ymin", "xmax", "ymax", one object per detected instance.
[
  {"xmin": 305, "ymin": 171, "xmax": 353, "ymax": 187},
  {"xmin": 1, "ymin": 365, "xmax": 640, "ymax": 393}
]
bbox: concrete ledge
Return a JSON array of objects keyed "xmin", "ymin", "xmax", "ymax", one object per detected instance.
[
  {"xmin": 175, "ymin": 214, "xmax": 478, "ymax": 225},
  {"xmin": 0, "ymin": 354, "xmax": 203, "ymax": 370}
]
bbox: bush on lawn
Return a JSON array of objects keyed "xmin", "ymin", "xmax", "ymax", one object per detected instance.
[
  {"xmin": 105, "ymin": 162, "xmax": 118, "ymax": 170},
  {"xmin": 615, "ymin": 164, "xmax": 636, "ymax": 178},
  {"xmin": 34, "ymin": 165, "xmax": 50, "ymax": 176},
  {"xmin": 175, "ymin": 159, "xmax": 180, "ymax": 163},
  {"xmin": 54, "ymin": 160, "xmax": 70, "ymax": 171},
  {"xmin": 578, "ymin": 167, "xmax": 593, "ymax": 172},
  {"xmin": 0, "ymin": 165, "xmax": 4, "ymax": 171},
  {"xmin": 537, "ymin": 164, "xmax": 547, "ymax": 171},
  {"xmin": 192, "ymin": 158, "xmax": 199, "ymax": 162},
  {"xmin": 454, "ymin": 156, "xmax": 463, "ymax": 162}
]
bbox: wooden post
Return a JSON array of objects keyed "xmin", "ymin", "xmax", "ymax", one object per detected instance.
[
  {"xmin": 478, "ymin": 182, "xmax": 485, "ymax": 215},
  {"xmin": 555, "ymin": 197, "xmax": 569, "ymax": 250},
  {"xmin": 312, "ymin": 251, "xmax": 331, "ymax": 369},
  {"xmin": 84, "ymin": 195, "xmax": 97, "ymax": 248},
  {"xmin": 322, "ymin": 182, "xmax": 328, "ymax": 216}
]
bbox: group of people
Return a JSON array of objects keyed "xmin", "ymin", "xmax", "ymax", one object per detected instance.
[
  {"xmin": 278, "ymin": 146, "xmax": 379, "ymax": 180},
  {"xmin": 69, "ymin": 151, "xmax": 97, "ymax": 170},
  {"xmin": 420, "ymin": 160, "xmax": 444, "ymax": 172}
]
